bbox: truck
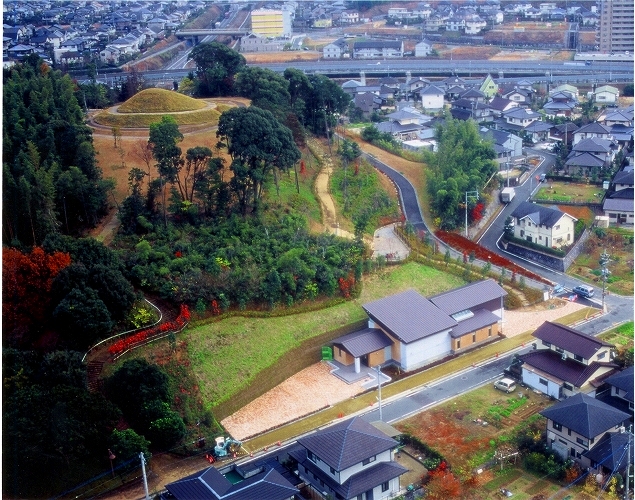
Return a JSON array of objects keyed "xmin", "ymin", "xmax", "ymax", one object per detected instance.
[{"xmin": 500, "ymin": 187, "xmax": 515, "ymax": 203}]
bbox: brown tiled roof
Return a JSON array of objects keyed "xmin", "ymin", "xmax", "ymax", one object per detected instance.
[{"xmin": 532, "ymin": 322, "xmax": 613, "ymax": 359}]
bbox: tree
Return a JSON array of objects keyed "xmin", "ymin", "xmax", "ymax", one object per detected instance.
[
  {"xmin": 304, "ymin": 74, "xmax": 351, "ymax": 137},
  {"xmin": 339, "ymin": 139, "xmax": 361, "ymax": 163},
  {"xmin": 217, "ymin": 107, "xmax": 301, "ymax": 213},
  {"xmin": 149, "ymin": 115, "xmax": 184, "ymax": 188},
  {"xmin": 3, "ymin": 246, "xmax": 71, "ymax": 345},
  {"xmin": 109, "ymin": 428, "xmax": 151, "ymax": 465},
  {"xmin": 234, "ymin": 67, "xmax": 290, "ymax": 114},
  {"xmin": 105, "ymin": 359, "xmax": 171, "ymax": 427},
  {"xmin": 188, "ymin": 42, "xmax": 246, "ymax": 96},
  {"xmin": 52, "ymin": 287, "xmax": 113, "ymax": 349},
  {"xmin": 184, "ymin": 146, "xmax": 214, "ymax": 202}
]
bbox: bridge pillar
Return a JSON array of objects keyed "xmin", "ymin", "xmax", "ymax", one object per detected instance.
[{"xmin": 194, "ymin": 35, "xmax": 199, "ymax": 45}]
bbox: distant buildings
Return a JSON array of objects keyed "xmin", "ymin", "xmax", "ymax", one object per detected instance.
[
  {"xmin": 250, "ymin": 9, "xmax": 292, "ymax": 38},
  {"xmin": 597, "ymin": 0, "xmax": 634, "ymax": 54}
]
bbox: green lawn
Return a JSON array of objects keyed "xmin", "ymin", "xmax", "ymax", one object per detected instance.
[
  {"xmin": 534, "ymin": 181, "xmax": 605, "ymax": 204},
  {"xmin": 184, "ymin": 262, "xmax": 465, "ymax": 412}
]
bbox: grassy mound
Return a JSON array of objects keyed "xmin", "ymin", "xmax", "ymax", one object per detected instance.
[
  {"xmin": 93, "ymin": 104, "xmax": 233, "ymax": 129},
  {"xmin": 117, "ymin": 88, "xmax": 206, "ymax": 113}
]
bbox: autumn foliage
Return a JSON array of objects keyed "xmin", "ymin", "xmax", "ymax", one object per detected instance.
[
  {"xmin": 425, "ymin": 462, "xmax": 462, "ymax": 499},
  {"xmin": 3, "ymin": 246, "xmax": 71, "ymax": 343},
  {"xmin": 435, "ymin": 231, "xmax": 549, "ymax": 284},
  {"xmin": 108, "ymin": 304, "xmax": 190, "ymax": 356}
]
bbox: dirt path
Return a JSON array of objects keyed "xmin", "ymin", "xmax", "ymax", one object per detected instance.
[{"xmin": 310, "ymin": 138, "xmax": 357, "ymax": 239}]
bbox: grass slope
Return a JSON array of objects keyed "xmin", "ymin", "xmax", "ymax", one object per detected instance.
[
  {"xmin": 185, "ymin": 262, "xmax": 465, "ymax": 415},
  {"xmin": 118, "ymin": 88, "xmax": 207, "ymax": 113},
  {"xmin": 93, "ymin": 108, "xmax": 221, "ymax": 128}
]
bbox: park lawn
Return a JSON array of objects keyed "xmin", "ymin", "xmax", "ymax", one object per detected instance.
[
  {"xmin": 184, "ymin": 262, "xmax": 465, "ymax": 410},
  {"xmin": 534, "ymin": 181, "xmax": 605, "ymax": 204}
]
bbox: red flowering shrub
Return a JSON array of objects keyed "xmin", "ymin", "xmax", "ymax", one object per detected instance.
[
  {"xmin": 435, "ymin": 231, "xmax": 549, "ymax": 284},
  {"xmin": 470, "ymin": 202, "xmax": 485, "ymax": 223},
  {"xmin": 108, "ymin": 304, "xmax": 191, "ymax": 355},
  {"xmin": 338, "ymin": 275, "xmax": 355, "ymax": 298}
]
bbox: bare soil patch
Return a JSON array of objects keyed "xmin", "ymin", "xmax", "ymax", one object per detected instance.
[{"xmin": 221, "ymin": 362, "xmax": 370, "ymax": 441}]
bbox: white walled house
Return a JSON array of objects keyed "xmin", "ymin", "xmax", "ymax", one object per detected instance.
[
  {"xmin": 593, "ymin": 85, "xmax": 619, "ymax": 104},
  {"xmin": 516, "ymin": 322, "xmax": 617, "ymax": 399},
  {"xmin": 418, "ymin": 84, "xmax": 445, "ymax": 110},
  {"xmin": 290, "ymin": 417, "xmax": 407, "ymax": 500},
  {"xmin": 510, "ymin": 202, "xmax": 577, "ymax": 249}
]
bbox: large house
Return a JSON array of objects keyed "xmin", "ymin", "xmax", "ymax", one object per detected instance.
[
  {"xmin": 510, "ymin": 202, "xmax": 577, "ymax": 249},
  {"xmin": 540, "ymin": 393, "xmax": 631, "ymax": 469},
  {"xmin": 331, "ymin": 280, "xmax": 506, "ymax": 373},
  {"xmin": 289, "ymin": 417, "xmax": 407, "ymax": 500},
  {"xmin": 512, "ymin": 321, "xmax": 618, "ymax": 399},
  {"xmin": 164, "ymin": 462, "xmax": 299, "ymax": 499},
  {"xmin": 603, "ymin": 168, "xmax": 634, "ymax": 225},
  {"xmin": 352, "ymin": 40, "xmax": 403, "ymax": 59}
]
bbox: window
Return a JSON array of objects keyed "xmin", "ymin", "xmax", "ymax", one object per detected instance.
[
  {"xmin": 563, "ymin": 383, "xmax": 573, "ymax": 391},
  {"xmin": 556, "ymin": 224, "xmax": 560, "ymax": 230},
  {"xmin": 539, "ymin": 378, "xmax": 548, "ymax": 386},
  {"xmin": 472, "ymin": 333, "xmax": 476, "ymax": 343},
  {"xmin": 543, "ymin": 341, "xmax": 551, "ymax": 348},
  {"xmin": 555, "ymin": 347, "xmax": 564, "ymax": 354},
  {"xmin": 574, "ymin": 354, "xmax": 583, "ymax": 362},
  {"xmin": 457, "ymin": 339, "xmax": 461, "ymax": 349},
  {"xmin": 330, "ymin": 466, "xmax": 336, "ymax": 475},
  {"xmin": 552, "ymin": 422, "xmax": 562, "ymax": 431},
  {"xmin": 539, "ymin": 235, "xmax": 542, "ymax": 240},
  {"xmin": 597, "ymin": 351, "xmax": 606, "ymax": 360},
  {"xmin": 382, "ymin": 481, "xmax": 389, "ymax": 492},
  {"xmin": 489, "ymin": 326, "xmax": 492, "ymax": 337},
  {"xmin": 362, "ymin": 456, "xmax": 376, "ymax": 466},
  {"xmin": 576, "ymin": 437, "xmax": 588, "ymax": 447}
]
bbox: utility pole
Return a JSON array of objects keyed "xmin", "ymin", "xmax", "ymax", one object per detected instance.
[
  {"xmin": 376, "ymin": 365, "xmax": 383, "ymax": 422},
  {"xmin": 464, "ymin": 190, "xmax": 479, "ymax": 239},
  {"xmin": 140, "ymin": 452, "xmax": 150, "ymax": 500},
  {"xmin": 600, "ymin": 249, "xmax": 610, "ymax": 312},
  {"xmin": 625, "ymin": 425, "xmax": 632, "ymax": 500}
]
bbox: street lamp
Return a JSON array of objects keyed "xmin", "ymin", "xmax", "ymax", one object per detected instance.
[
  {"xmin": 465, "ymin": 190, "xmax": 479, "ymax": 239},
  {"xmin": 108, "ymin": 449, "xmax": 116, "ymax": 478}
]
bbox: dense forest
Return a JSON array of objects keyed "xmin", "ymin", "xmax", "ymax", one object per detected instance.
[{"xmin": 1, "ymin": 46, "xmax": 376, "ymax": 498}]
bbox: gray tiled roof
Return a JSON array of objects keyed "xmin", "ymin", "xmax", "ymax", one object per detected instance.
[
  {"xmin": 604, "ymin": 366, "xmax": 634, "ymax": 403},
  {"xmin": 332, "ymin": 328, "xmax": 393, "ymax": 357},
  {"xmin": 533, "ymin": 322, "xmax": 613, "ymax": 359},
  {"xmin": 583, "ymin": 432, "xmax": 634, "ymax": 472},
  {"xmin": 614, "ymin": 169, "xmax": 634, "ymax": 185},
  {"xmin": 362, "ymin": 289, "xmax": 457, "ymax": 344},
  {"xmin": 511, "ymin": 201, "xmax": 575, "ymax": 228},
  {"xmin": 566, "ymin": 152, "xmax": 605, "ymax": 168},
  {"xmin": 450, "ymin": 308, "xmax": 500, "ymax": 338},
  {"xmin": 575, "ymin": 122, "xmax": 611, "ymax": 135},
  {"xmin": 165, "ymin": 465, "xmax": 298, "ymax": 500},
  {"xmin": 540, "ymin": 393, "xmax": 630, "ymax": 439},
  {"xmin": 429, "ymin": 279, "xmax": 506, "ymax": 315},
  {"xmin": 603, "ymin": 197, "xmax": 634, "ymax": 212},
  {"xmin": 297, "ymin": 416, "xmax": 398, "ymax": 471}
]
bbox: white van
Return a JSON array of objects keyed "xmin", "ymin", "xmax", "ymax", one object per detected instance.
[{"xmin": 494, "ymin": 378, "xmax": 517, "ymax": 393}]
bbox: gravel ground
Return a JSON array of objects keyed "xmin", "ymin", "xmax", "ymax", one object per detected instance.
[{"xmin": 222, "ymin": 300, "xmax": 587, "ymax": 441}]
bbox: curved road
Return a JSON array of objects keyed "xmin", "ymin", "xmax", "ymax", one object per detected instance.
[{"xmin": 360, "ymin": 146, "xmax": 633, "ymax": 330}]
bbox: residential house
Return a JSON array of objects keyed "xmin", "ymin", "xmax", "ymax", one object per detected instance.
[
  {"xmin": 583, "ymin": 431, "xmax": 634, "ymax": 480},
  {"xmin": 514, "ymin": 321, "xmax": 618, "ymax": 399},
  {"xmin": 488, "ymin": 96, "xmax": 519, "ymax": 118},
  {"xmin": 481, "ymin": 128, "xmax": 523, "ymax": 162},
  {"xmin": 331, "ymin": 280, "xmax": 506, "ymax": 373},
  {"xmin": 339, "ymin": 11, "xmax": 359, "ymax": 24},
  {"xmin": 598, "ymin": 109, "xmax": 633, "ymax": 128},
  {"xmin": 414, "ymin": 39, "xmax": 432, "ymax": 57},
  {"xmin": 603, "ymin": 168, "xmax": 634, "ymax": 225},
  {"xmin": 465, "ymin": 14, "xmax": 487, "ymax": 34},
  {"xmin": 376, "ymin": 110, "xmax": 429, "ymax": 141},
  {"xmin": 289, "ymin": 417, "xmax": 408, "ymax": 500},
  {"xmin": 240, "ymin": 33, "xmax": 285, "ymax": 53},
  {"xmin": 593, "ymin": 85, "xmax": 619, "ymax": 105},
  {"xmin": 459, "ymin": 88, "xmax": 486, "ymax": 103},
  {"xmin": 502, "ymin": 86, "xmax": 535, "ymax": 105},
  {"xmin": 478, "ymin": 74, "xmax": 499, "ymax": 98},
  {"xmin": 502, "ymin": 107, "xmax": 541, "ymax": 129},
  {"xmin": 323, "ymin": 38, "xmax": 348, "ymax": 58},
  {"xmin": 446, "ymin": 16, "xmax": 465, "ymax": 31},
  {"xmin": 404, "ymin": 77, "xmax": 430, "ymax": 95},
  {"xmin": 540, "ymin": 393, "xmax": 630, "ymax": 468},
  {"xmin": 164, "ymin": 463, "xmax": 299, "ymax": 500},
  {"xmin": 424, "ymin": 14, "xmax": 445, "ymax": 31},
  {"xmin": 450, "ymin": 98, "xmax": 492, "ymax": 123},
  {"xmin": 548, "ymin": 122, "xmax": 579, "ymax": 146},
  {"xmin": 523, "ymin": 120, "xmax": 554, "ymax": 144},
  {"xmin": 542, "ymin": 91, "xmax": 577, "ymax": 119},
  {"xmin": 417, "ymin": 84, "xmax": 445, "ymax": 110},
  {"xmin": 353, "ymin": 92, "xmax": 381, "ymax": 116},
  {"xmin": 573, "ymin": 122, "xmax": 613, "ymax": 146},
  {"xmin": 597, "ymin": 365, "xmax": 634, "ymax": 415},
  {"xmin": 353, "ymin": 40, "xmax": 403, "ymax": 59},
  {"xmin": 510, "ymin": 201, "xmax": 577, "ymax": 249},
  {"xmin": 550, "ymin": 83, "xmax": 579, "ymax": 100}
]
